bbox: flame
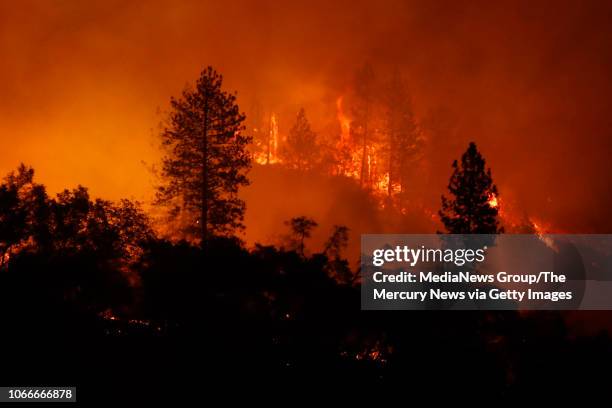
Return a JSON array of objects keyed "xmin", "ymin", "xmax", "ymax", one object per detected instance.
[
  {"xmin": 334, "ymin": 97, "xmax": 362, "ymax": 179},
  {"xmin": 366, "ymin": 152, "xmax": 372, "ymax": 184},
  {"xmin": 253, "ymin": 112, "xmax": 281, "ymax": 165},
  {"xmin": 375, "ymin": 173, "xmax": 390, "ymax": 195},
  {"xmin": 336, "ymin": 96, "xmax": 351, "ymax": 143},
  {"xmin": 530, "ymin": 217, "xmax": 558, "ymax": 251},
  {"xmin": 248, "ymin": 97, "xmax": 561, "ymax": 238},
  {"xmin": 268, "ymin": 113, "xmax": 279, "ymax": 164},
  {"xmin": 99, "ymin": 309, "xmax": 119, "ymax": 321},
  {"xmin": 529, "ymin": 217, "xmax": 552, "ymax": 235},
  {"xmin": 342, "ymin": 341, "xmax": 390, "ymax": 365},
  {"xmin": 487, "ymin": 192, "xmax": 499, "ymax": 208},
  {"xmin": 334, "ymin": 96, "xmax": 409, "ymax": 208},
  {"xmin": 0, "ymin": 251, "xmax": 10, "ymax": 269}
]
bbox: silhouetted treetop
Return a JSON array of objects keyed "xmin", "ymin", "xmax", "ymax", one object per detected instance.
[
  {"xmin": 281, "ymin": 108, "xmax": 319, "ymax": 171},
  {"xmin": 0, "ymin": 164, "xmax": 48, "ymax": 265},
  {"xmin": 439, "ymin": 142, "xmax": 503, "ymax": 234},
  {"xmin": 351, "ymin": 62, "xmax": 376, "ymax": 187},
  {"xmin": 285, "ymin": 216, "xmax": 318, "ymax": 258},
  {"xmin": 156, "ymin": 66, "xmax": 252, "ymax": 244},
  {"xmin": 382, "ymin": 71, "xmax": 421, "ymax": 202},
  {"xmin": 0, "ymin": 165, "xmax": 152, "ymax": 269}
]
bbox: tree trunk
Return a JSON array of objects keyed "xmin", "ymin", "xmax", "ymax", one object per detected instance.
[
  {"xmin": 266, "ymin": 113, "xmax": 272, "ymax": 165},
  {"xmin": 387, "ymin": 128, "xmax": 394, "ymax": 198},
  {"xmin": 300, "ymin": 234, "xmax": 305, "ymax": 258},
  {"xmin": 360, "ymin": 134, "xmax": 367, "ymax": 188},
  {"xmin": 359, "ymin": 114, "xmax": 369, "ymax": 188},
  {"xmin": 201, "ymin": 93, "xmax": 209, "ymax": 246}
]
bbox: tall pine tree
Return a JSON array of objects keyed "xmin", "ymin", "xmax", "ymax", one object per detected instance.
[
  {"xmin": 383, "ymin": 71, "xmax": 419, "ymax": 201},
  {"xmin": 350, "ymin": 63, "xmax": 375, "ymax": 187},
  {"xmin": 156, "ymin": 67, "xmax": 252, "ymax": 244},
  {"xmin": 281, "ymin": 108, "xmax": 318, "ymax": 171},
  {"xmin": 439, "ymin": 142, "xmax": 503, "ymax": 233}
]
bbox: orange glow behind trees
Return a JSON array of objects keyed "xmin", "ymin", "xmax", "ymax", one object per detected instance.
[{"xmin": 0, "ymin": 0, "xmax": 610, "ymax": 239}]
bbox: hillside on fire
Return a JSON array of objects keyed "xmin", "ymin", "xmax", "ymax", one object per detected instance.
[
  {"xmin": 0, "ymin": 64, "xmax": 610, "ymax": 401},
  {"xmin": 1, "ymin": 0, "xmax": 612, "ymax": 403}
]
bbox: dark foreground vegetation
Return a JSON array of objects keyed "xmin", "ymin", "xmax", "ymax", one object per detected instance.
[
  {"xmin": 0, "ymin": 165, "xmax": 611, "ymax": 402},
  {"xmin": 0, "ymin": 66, "xmax": 609, "ymax": 402}
]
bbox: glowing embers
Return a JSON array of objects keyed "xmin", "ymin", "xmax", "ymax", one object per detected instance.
[{"xmin": 487, "ymin": 192, "xmax": 499, "ymax": 208}]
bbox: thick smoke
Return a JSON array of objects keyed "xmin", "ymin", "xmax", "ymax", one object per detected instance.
[{"xmin": 0, "ymin": 0, "xmax": 611, "ymax": 244}]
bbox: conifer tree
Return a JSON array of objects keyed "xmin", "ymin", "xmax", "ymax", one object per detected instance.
[
  {"xmin": 383, "ymin": 71, "xmax": 419, "ymax": 200},
  {"xmin": 282, "ymin": 108, "xmax": 318, "ymax": 171},
  {"xmin": 156, "ymin": 67, "xmax": 251, "ymax": 244},
  {"xmin": 351, "ymin": 63, "xmax": 375, "ymax": 187},
  {"xmin": 439, "ymin": 142, "xmax": 503, "ymax": 233}
]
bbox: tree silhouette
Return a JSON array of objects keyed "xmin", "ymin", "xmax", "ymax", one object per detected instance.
[
  {"xmin": 285, "ymin": 216, "xmax": 318, "ymax": 258},
  {"xmin": 323, "ymin": 225, "xmax": 353, "ymax": 284},
  {"xmin": 439, "ymin": 142, "xmax": 503, "ymax": 233},
  {"xmin": 0, "ymin": 164, "xmax": 49, "ymax": 267},
  {"xmin": 351, "ymin": 63, "xmax": 375, "ymax": 187},
  {"xmin": 382, "ymin": 71, "xmax": 420, "ymax": 202},
  {"xmin": 51, "ymin": 186, "xmax": 91, "ymax": 251},
  {"xmin": 246, "ymin": 97, "xmax": 267, "ymax": 163},
  {"xmin": 156, "ymin": 66, "xmax": 252, "ymax": 244},
  {"xmin": 282, "ymin": 108, "xmax": 318, "ymax": 171},
  {"xmin": 0, "ymin": 164, "xmax": 152, "ymax": 316},
  {"xmin": 323, "ymin": 225, "xmax": 349, "ymax": 259}
]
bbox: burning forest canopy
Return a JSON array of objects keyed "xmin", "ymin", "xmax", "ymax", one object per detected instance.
[
  {"xmin": 2, "ymin": 1, "xmax": 612, "ymax": 399},
  {"xmin": 0, "ymin": 0, "xmax": 611, "ymax": 254}
]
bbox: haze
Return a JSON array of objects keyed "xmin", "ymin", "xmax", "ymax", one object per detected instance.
[{"xmin": 1, "ymin": 0, "xmax": 611, "ymax": 241}]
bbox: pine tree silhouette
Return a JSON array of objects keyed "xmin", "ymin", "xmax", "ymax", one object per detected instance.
[
  {"xmin": 156, "ymin": 66, "xmax": 252, "ymax": 244},
  {"xmin": 382, "ymin": 70, "xmax": 420, "ymax": 201},
  {"xmin": 350, "ymin": 63, "xmax": 375, "ymax": 187},
  {"xmin": 439, "ymin": 142, "xmax": 503, "ymax": 233},
  {"xmin": 282, "ymin": 108, "xmax": 318, "ymax": 171}
]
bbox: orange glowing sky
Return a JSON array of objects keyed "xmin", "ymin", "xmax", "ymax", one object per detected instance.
[{"xmin": 1, "ymin": 0, "xmax": 611, "ymax": 234}]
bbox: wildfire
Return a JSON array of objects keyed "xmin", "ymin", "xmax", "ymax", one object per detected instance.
[
  {"xmin": 529, "ymin": 217, "xmax": 554, "ymax": 235},
  {"xmin": 529, "ymin": 217, "xmax": 557, "ymax": 251},
  {"xmin": 336, "ymin": 96, "xmax": 351, "ymax": 143},
  {"xmin": 99, "ymin": 309, "xmax": 119, "ymax": 321},
  {"xmin": 268, "ymin": 113, "xmax": 279, "ymax": 164},
  {"xmin": 341, "ymin": 340, "xmax": 390, "ymax": 365},
  {"xmin": 366, "ymin": 152, "xmax": 372, "ymax": 184},
  {"xmin": 253, "ymin": 112, "xmax": 280, "ymax": 165},
  {"xmin": 375, "ymin": 173, "xmax": 390, "ymax": 195},
  {"xmin": 0, "ymin": 251, "xmax": 10, "ymax": 269},
  {"xmin": 487, "ymin": 192, "xmax": 499, "ymax": 208},
  {"xmin": 333, "ymin": 95, "xmax": 421, "ymax": 214},
  {"xmin": 248, "ymin": 95, "xmax": 465, "ymax": 227},
  {"xmin": 333, "ymin": 96, "xmax": 362, "ymax": 179}
]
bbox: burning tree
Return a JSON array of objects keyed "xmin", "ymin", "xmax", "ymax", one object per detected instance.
[
  {"xmin": 281, "ymin": 108, "xmax": 319, "ymax": 171},
  {"xmin": 249, "ymin": 104, "xmax": 280, "ymax": 166},
  {"xmin": 246, "ymin": 97, "xmax": 267, "ymax": 162},
  {"xmin": 382, "ymin": 71, "xmax": 419, "ymax": 202},
  {"xmin": 350, "ymin": 63, "xmax": 376, "ymax": 187},
  {"xmin": 439, "ymin": 142, "xmax": 503, "ymax": 233},
  {"xmin": 156, "ymin": 66, "xmax": 252, "ymax": 244}
]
